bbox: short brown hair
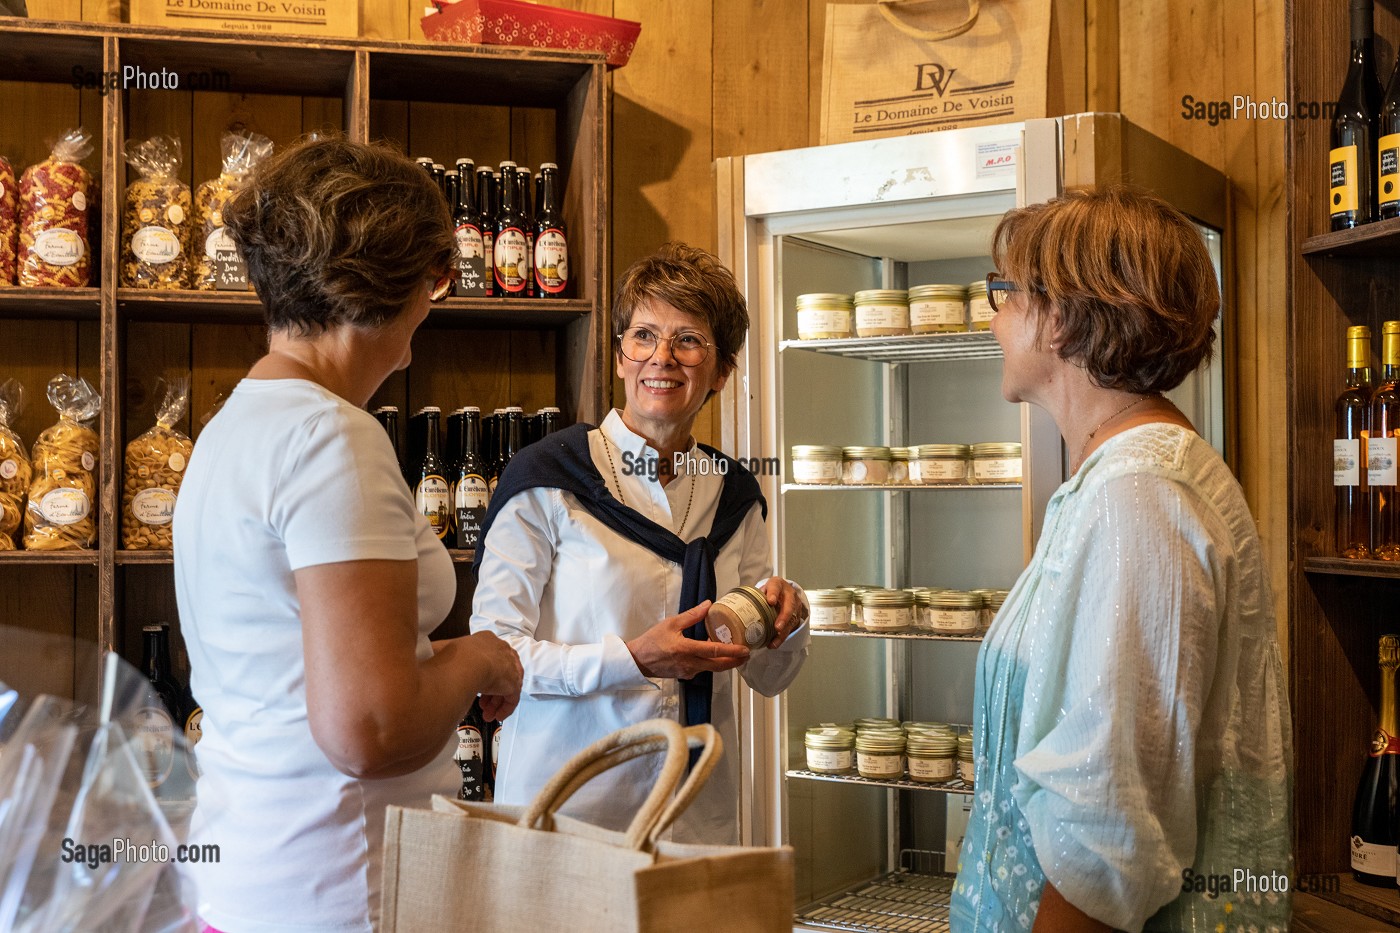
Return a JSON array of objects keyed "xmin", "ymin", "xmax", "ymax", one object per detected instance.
[
  {"xmin": 992, "ymin": 186, "xmax": 1218, "ymax": 394},
  {"xmin": 613, "ymin": 243, "xmax": 749, "ymax": 374},
  {"xmin": 223, "ymin": 136, "xmax": 454, "ymax": 335}
]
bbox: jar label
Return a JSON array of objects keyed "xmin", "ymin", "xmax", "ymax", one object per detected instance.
[
  {"xmin": 890, "ymin": 462, "xmax": 909, "ymax": 484},
  {"xmin": 863, "ymin": 606, "xmax": 910, "ymax": 631},
  {"xmin": 1351, "ymin": 837, "xmax": 1396, "ymax": 876},
  {"xmin": 843, "ymin": 459, "xmax": 889, "ymax": 485},
  {"xmin": 793, "ymin": 458, "xmax": 840, "ymax": 483},
  {"xmin": 534, "ymin": 228, "xmax": 569, "ymax": 294},
  {"xmin": 132, "ymin": 487, "xmax": 177, "ymax": 525},
  {"xmin": 716, "ymin": 590, "xmax": 769, "ymax": 647},
  {"xmin": 968, "ymin": 297, "xmax": 994, "ymax": 325},
  {"xmin": 136, "ymin": 705, "xmax": 175, "ymax": 787},
  {"xmin": 132, "ymin": 225, "xmax": 182, "ymax": 264},
  {"xmin": 958, "ymin": 759, "xmax": 975, "ymax": 783},
  {"xmin": 908, "ymin": 756, "xmax": 955, "ymax": 781},
  {"xmin": 39, "ymin": 488, "xmax": 89, "ymax": 525},
  {"xmin": 1334, "ymin": 438, "xmax": 1362, "ymax": 486},
  {"xmin": 910, "ymin": 299, "xmax": 964, "ymax": 327},
  {"xmin": 921, "ymin": 458, "xmax": 968, "ymax": 482},
  {"xmin": 1368, "ymin": 436, "xmax": 1398, "ymax": 487},
  {"xmin": 856, "ymin": 751, "xmax": 904, "ymax": 777},
  {"xmin": 974, "ymin": 457, "xmax": 1021, "ymax": 482},
  {"xmin": 806, "ymin": 748, "xmax": 853, "ymax": 772},
  {"xmin": 855, "ymin": 304, "xmax": 909, "ymax": 330},
  {"xmin": 415, "ymin": 475, "xmax": 451, "ymax": 539},
  {"xmin": 33, "ymin": 228, "xmax": 83, "ymax": 266},
  {"xmin": 797, "ymin": 307, "xmax": 852, "ymax": 338},
  {"xmin": 929, "ymin": 607, "xmax": 979, "ymax": 633},
  {"xmin": 810, "ymin": 605, "xmax": 849, "ymax": 629}
]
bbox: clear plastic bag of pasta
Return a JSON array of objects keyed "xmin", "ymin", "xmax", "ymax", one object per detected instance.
[
  {"xmin": 123, "ymin": 376, "xmax": 193, "ymax": 550},
  {"xmin": 0, "ymin": 379, "xmax": 31, "ymax": 550},
  {"xmin": 24, "ymin": 374, "xmax": 101, "ymax": 551},
  {"xmin": 17, "ymin": 128, "xmax": 94, "ymax": 288},
  {"xmin": 192, "ymin": 131, "xmax": 272, "ymax": 291},
  {"xmin": 0, "ymin": 155, "xmax": 18, "ymax": 284},
  {"xmin": 122, "ymin": 135, "xmax": 191, "ymax": 290}
]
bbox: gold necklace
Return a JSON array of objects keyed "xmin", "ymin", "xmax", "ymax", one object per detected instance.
[
  {"xmin": 601, "ymin": 433, "xmax": 696, "ymax": 537},
  {"xmin": 1078, "ymin": 394, "xmax": 1155, "ymax": 466}
]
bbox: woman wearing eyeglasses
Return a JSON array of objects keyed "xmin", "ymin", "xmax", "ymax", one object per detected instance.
[
  {"xmin": 172, "ymin": 136, "xmax": 523, "ymax": 933},
  {"xmin": 950, "ymin": 188, "xmax": 1291, "ymax": 932},
  {"xmin": 471, "ymin": 242, "xmax": 810, "ymax": 843}
]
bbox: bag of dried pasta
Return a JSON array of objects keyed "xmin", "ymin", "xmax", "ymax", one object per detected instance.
[
  {"xmin": 122, "ymin": 135, "xmax": 191, "ymax": 289},
  {"xmin": 17, "ymin": 128, "xmax": 93, "ymax": 288},
  {"xmin": 0, "ymin": 155, "xmax": 17, "ymax": 284},
  {"xmin": 192, "ymin": 132, "xmax": 272, "ymax": 291},
  {"xmin": 0, "ymin": 379, "xmax": 31, "ymax": 550},
  {"xmin": 24, "ymin": 374, "xmax": 101, "ymax": 550},
  {"xmin": 122, "ymin": 376, "xmax": 193, "ymax": 550}
]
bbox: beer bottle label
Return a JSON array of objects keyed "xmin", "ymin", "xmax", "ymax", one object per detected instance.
[
  {"xmin": 1380, "ymin": 134, "xmax": 1400, "ymax": 210},
  {"xmin": 416, "ymin": 475, "xmax": 451, "ymax": 539},
  {"xmin": 1331, "ymin": 145, "xmax": 1359, "ymax": 216},
  {"xmin": 455, "ymin": 474, "xmax": 489, "ymax": 550},
  {"xmin": 455, "ymin": 724, "xmax": 486, "ymax": 801},
  {"xmin": 534, "ymin": 228, "xmax": 569, "ymax": 294},
  {"xmin": 184, "ymin": 706, "xmax": 203, "ymax": 781},
  {"xmin": 491, "ymin": 725, "xmax": 501, "ymax": 778},
  {"xmin": 136, "ymin": 705, "xmax": 176, "ymax": 788},
  {"xmin": 494, "ymin": 227, "xmax": 528, "ymax": 294},
  {"xmin": 455, "ymin": 223, "xmax": 487, "ymax": 296}
]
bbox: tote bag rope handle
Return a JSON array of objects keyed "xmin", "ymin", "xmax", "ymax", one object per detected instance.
[
  {"xmin": 876, "ymin": 0, "xmax": 981, "ymax": 41},
  {"xmin": 519, "ymin": 719, "xmax": 720, "ymax": 851}
]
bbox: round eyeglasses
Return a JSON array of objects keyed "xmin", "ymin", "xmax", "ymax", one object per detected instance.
[{"xmin": 617, "ymin": 327, "xmax": 714, "ymax": 367}]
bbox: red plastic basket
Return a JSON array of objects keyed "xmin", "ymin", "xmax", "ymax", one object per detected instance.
[{"xmin": 421, "ymin": 0, "xmax": 642, "ymax": 69}]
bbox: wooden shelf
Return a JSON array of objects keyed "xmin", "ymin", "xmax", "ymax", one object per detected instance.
[
  {"xmin": 1306, "ymin": 875, "xmax": 1400, "ymax": 929},
  {"xmin": 0, "ymin": 287, "xmax": 101, "ymax": 320},
  {"xmin": 1301, "ymin": 217, "xmax": 1400, "ymax": 258},
  {"xmin": 116, "ymin": 550, "xmax": 172, "ymax": 565},
  {"xmin": 812, "ymin": 628, "xmax": 983, "ymax": 643},
  {"xmin": 1304, "ymin": 558, "xmax": 1400, "ymax": 580},
  {"xmin": 0, "ymin": 550, "xmax": 99, "ymax": 566},
  {"xmin": 783, "ymin": 482, "xmax": 1019, "ymax": 493},
  {"xmin": 448, "ymin": 549, "xmax": 475, "ymax": 564},
  {"xmin": 786, "ymin": 768, "xmax": 972, "ymax": 795},
  {"xmin": 780, "ymin": 330, "xmax": 1002, "ymax": 363}
]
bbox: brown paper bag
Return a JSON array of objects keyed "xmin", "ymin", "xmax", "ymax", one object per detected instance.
[
  {"xmin": 381, "ymin": 719, "xmax": 794, "ymax": 933},
  {"xmin": 821, "ymin": 0, "xmax": 1051, "ymax": 143}
]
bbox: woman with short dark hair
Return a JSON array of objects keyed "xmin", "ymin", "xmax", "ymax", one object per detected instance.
[
  {"xmin": 471, "ymin": 242, "xmax": 810, "ymax": 844},
  {"xmin": 950, "ymin": 187, "xmax": 1291, "ymax": 932},
  {"xmin": 174, "ymin": 136, "xmax": 522, "ymax": 933}
]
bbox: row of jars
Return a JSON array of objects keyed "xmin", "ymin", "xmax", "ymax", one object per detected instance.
[
  {"xmin": 791, "ymin": 443, "xmax": 1022, "ymax": 486},
  {"xmin": 807, "ymin": 586, "xmax": 1008, "ymax": 635},
  {"xmin": 795, "ymin": 284, "xmax": 993, "ymax": 341},
  {"xmin": 804, "ymin": 720, "xmax": 975, "ymax": 784}
]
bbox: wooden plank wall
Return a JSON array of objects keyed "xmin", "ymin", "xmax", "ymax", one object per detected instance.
[{"xmin": 22, "ymin": 0, "xmax": 1290, "ymax": 649}]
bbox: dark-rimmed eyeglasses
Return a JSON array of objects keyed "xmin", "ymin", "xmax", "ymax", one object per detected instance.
[
  {"xmin": 617, "ymin": 326, "xmax": 714, "ymax": 367},
  {"xmin": 429, "ymin": 272, "xmax": 454, "ymax": 303},
  {"xmin": 985, "ymin": 272, "xmax": 1023, "ymax": 313}
]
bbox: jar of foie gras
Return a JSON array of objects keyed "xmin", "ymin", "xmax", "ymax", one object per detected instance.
[
  {"xmin": 852, "ymin": 289, "xmax": 910, "ymax": 337},
  {"xmin": 806, "ymin": 588, "xmax": 854, "ymax": 630},
  {"xmin": 804, "ymin": 726, "xmax": 856, "ymax": 774},
  {"xmin": 706, "ymin": 584, "xmax": 777, "ymax": 649},
  {"xmin": 795, "ymin": 293, "xmax": 854, "ymax": 340},
  {"xmin": 907, "ymin": 284, "xmax": 967, "ymax": 334}
]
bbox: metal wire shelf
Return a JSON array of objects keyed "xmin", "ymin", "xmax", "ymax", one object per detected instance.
[
  {"xmin": 798, "ymin": 852, "xmax": 955, "ymax": 933},
  {"xmin": 780, "ymin": 331, "xmax": 1003, "ymax": 363}
]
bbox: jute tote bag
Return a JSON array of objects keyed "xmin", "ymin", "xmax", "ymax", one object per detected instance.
[
  {"xmin": 381, "ymin": 719, "xmax": 794, "ymax": 933},
  {"xmin": 821, "ymin": 0, "xmax": 1052, "ymax": 143}
]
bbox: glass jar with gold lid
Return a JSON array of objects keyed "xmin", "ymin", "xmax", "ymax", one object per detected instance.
[
  {"xmin": 967, "ymin": 279, "xmax": 994, "ymax": 332},
  {"xmin": 791, "ymin": 444, "xmax": 843, "ymax": 485},
  {"xmin": 906, "ymin": 731, "xmax": 958, "ymax": 783},
  {"xmin": 913, "ymin": 443, "xmax": 971, "ymax": 485},
  {"xmin": 957, "ymin": 733, "xmax": 975, "ymax": 784},
  {"xmin": 860, "ymin": 588, "xmax": 914, "ymax": 633},
  {"xmin": 970, "ymin": 442, "xmax": 1023, "ymax": 484},
  {"xmin": 842, "ymin": 446, "xmax": 892, "ymax": 485},
  {"xmin": 907, "ymin": 283, "xmax": 968, "ymax": 334},
  {"xmin": 804, "ymin": 725, "xmax": 856, "ymax": 774},
  {"xmin": 795, "ymin": 292, "xmax": 854, "ymax": 340},
  {"xmin": 854, "ymin": 717, "xmax": 902, "ymax": 732},
  {"xmin": 855, "ymin": 728, "xmax": 906, "ymax": 780},
  {"xmin": 889, "ymin": 447, "xmax": 911, "ymax": 485},
  {"xmin": 927, "ymin": 590, "xmax": 982, "ymax": 634},
  {"xmin": 807, "ymin": 588, "xmax": 854, "ymax": 630},
  {"xmin": 852, "ymin": 289, "xmax": 910, "ymax": 337}
]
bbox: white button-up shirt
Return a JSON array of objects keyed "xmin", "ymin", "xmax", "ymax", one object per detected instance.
[{"xmin": 472, "ymin": 410, "xmax": 809, "ymax": 843}]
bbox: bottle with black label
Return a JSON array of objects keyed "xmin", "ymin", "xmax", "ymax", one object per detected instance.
[
  {"xmin": 373, "ymin": 405, "xmax": 401, "ymax": 470},
  {"xmin": 452, "ymin": 158, "xmax": 487, "ymax": 297},
  {"xmin": 1330, "ymin": 0, "xmax": 1384, "ymax": 230},
  {"xmin": 1351, "ymin": 634, "xmax": 1400, "ymax": 884},
  {"xmin": 494, "ymin": 162, "xmax": 529, "ymax": 297},
  {"xmin": 475, "ymin": 165, "xmax": 496, "ymax": 298},
  {"xmin": 1336, "ymin": 325, "xmax": 1373, "ymax": 558},
  {"xmin": 138, "ymin": 623, "xmax": 186, "ymax": 796},
  {"xmin": 454, "ymin": 406, "xmax": 490, "ymax": 551},
  {"xmin": 1379, "ymin": 50, "xmax": 1400, "ymax": 219},
  {"xmin": 455, "ymin": 698, "xmax": 489, "ymax": 801},
  {"xmin": 412, "ymin": 406, "xmax": 451, "ymax": 540},
  {"xmin": 533, "ymin": 163, "xmax": 569, "ymax": 299}
]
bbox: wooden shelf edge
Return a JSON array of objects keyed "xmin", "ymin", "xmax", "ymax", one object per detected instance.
[
  {"xmin": 1301, "ymin": 217, "xmax": 1400, "ymax": 258},
  {"xmin": 1303, "ymin": 557, "xmax": 1400, "ymax": 580},
  {"xmin": 116, "ymin": 551, "xmax": 173, "ymax": 565},
  {"xmin": 0, "ymin": 551, "xmax": 99, "ymax": 565},
  {"xmin": 1306, "ymin": 875, "xmax": 1400, "ymax": 928}
]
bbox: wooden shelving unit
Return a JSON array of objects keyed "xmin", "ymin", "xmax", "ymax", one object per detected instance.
[{"xmin": 0, "ymin": 19, "xmax": 610, "ymax": 691}]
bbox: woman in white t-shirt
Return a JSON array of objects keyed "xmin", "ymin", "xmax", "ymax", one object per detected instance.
[{"xmin": 172, "ymin": 136, "xmax": 522, "ymax": 933}]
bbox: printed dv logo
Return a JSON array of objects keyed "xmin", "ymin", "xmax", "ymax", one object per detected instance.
[{"xmin": 915, "ymin": 63, "xmax": 957, "ymax": 96}]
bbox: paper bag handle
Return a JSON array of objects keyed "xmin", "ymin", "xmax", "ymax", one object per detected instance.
[
  {"xmin": 876, "ymin": 0, "xmax": 981, "ymax": 41},
  {"xmin": 518, "ymin": 719, "xmax": 720, "ymax": 851}
]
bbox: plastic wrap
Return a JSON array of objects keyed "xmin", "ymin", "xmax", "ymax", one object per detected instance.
[
  {"xmin": 0, "ymin": 155, "xmax": 17, "ymax": 284},
  {"xmin": 192, "ymin": 132, "xmax": 272, "ymax": 291},
  {"xmin": 17, "ymin": 128, "xmax": 93, "ymax": 288},
  {"xmin": 123, "ymin": 377, "xmax": 193, "ymax": 550},
  {"xmin": 23, "ymin": 375, "xmax": 101, "ymax": 551},
  {"xmin": 0, "ymin": 380, "xmax": 31, "ymax": 550},
  {"xmin": 122, "ymin": 136, "xmax": 191, "ymax": 290}
]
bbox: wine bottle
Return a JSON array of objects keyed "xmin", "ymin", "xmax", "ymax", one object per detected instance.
[
  {"xmin": 137, "ymin": 623, "xmax": 188, "ymax": 798},
  {"xmin": 1372, "ymin": 321, "xmax": 1400, "ymax": 559},
  {"xmin": 454, "ymin": 699, "xmax": 489, "ymax": 801},
  {"xmin": 1352, "ymin": 634, "xmax": 1400, "ymax": 885},
  {"xmin": 1337, "ymin": 325, "xmax": 1373, "ymax": 558},
  {"xmin": 1381, "ymin": 52, "xmax": 1400, "ymax": 219},
  {"xmin": 411, "ymin": 406, "xmax": 451, "ymax": 541},
  {"xmin": 1330, "ymin": 0, "xmax": 1384, "ymax": 230}
]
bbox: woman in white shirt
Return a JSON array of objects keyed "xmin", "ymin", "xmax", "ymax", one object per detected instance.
[
  {"xmin": 174, "ymin": 137, "xmax": 522, "ymax": 933},
  {"xmin": 471, "ymin": 243, "xmax": 810, "ymax": 844},
  {"xmin": 950, "ymin": 187, "xmax": 1291, "ymax": 933}
]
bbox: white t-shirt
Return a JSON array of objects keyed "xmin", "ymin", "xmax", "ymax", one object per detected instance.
[{"xmin": 173, "ymin": 378, "xmax": 458, "ymax": 933}]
